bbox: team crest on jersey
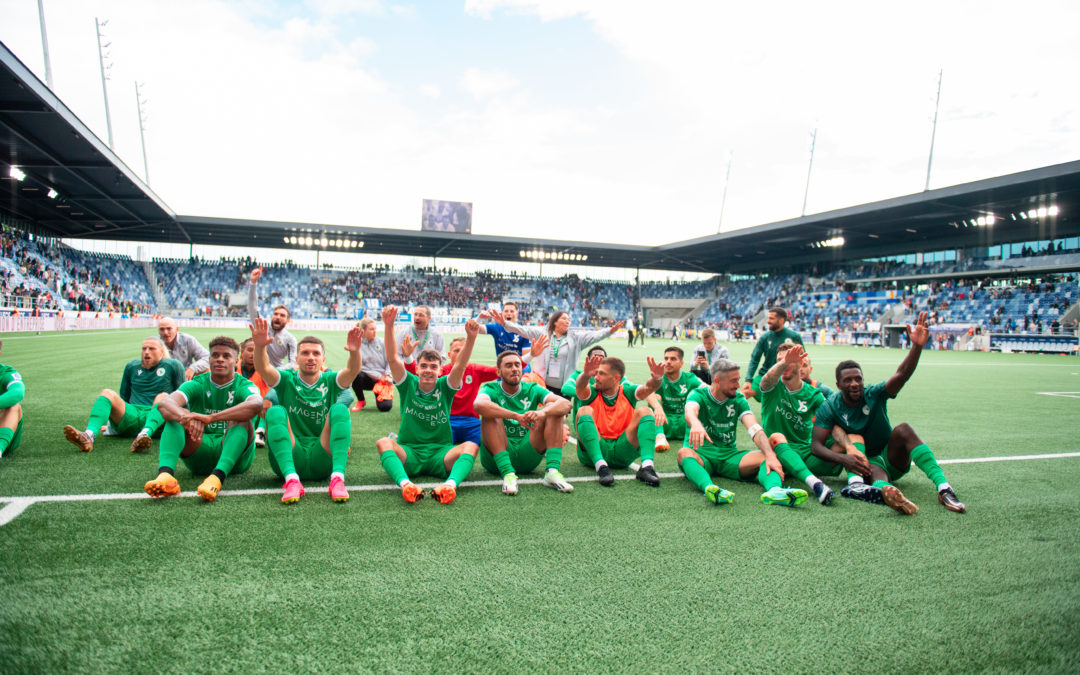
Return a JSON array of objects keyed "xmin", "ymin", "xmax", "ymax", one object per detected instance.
[
  {"xmin": 797, "ymin": 400, "xmax": 808, "ymax": 413},
  {"xmin": 156, "ymin": 367, "xmax": 165, "ymax": 377},
  {"xmin": 726, "ymin": 406, "xmax": 735, "ymax": 417},
  {"xmin": 862, "ymin": 405, "xmax": 870, "ymax": 415},
  {"xmin": 679, "ymin": 385, "xmax": 688, "ymax": 394},
  {"xmin": 465, "ymin": 375, "xmax": 473, "ymax": 385},
  {"xmin": 227, "ymin": 391, "xmax": 235, "ymax": 404},
  {"xmin": 317, "ymin": 383, "xmax": 329, "ymax": 396}
]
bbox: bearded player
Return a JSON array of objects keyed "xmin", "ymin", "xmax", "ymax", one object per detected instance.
[
  {"xmin": 649, "ymin": 345, "xmax": 705, "ymax": 453},
  {"xmin": 376, "ymin": 306, "xmax": 480, "ymax": 504},
  {"xmin": 574, "ymin": 354, "xmax": 665, "ymax": 487},
  {"xmin": 810, "ymin": 312, "xmax": 965, "ymax": 514},
  {"xmin": 252, "ymin": 318, "xmax": 362, "ymax": 504},
  {"xmin": 680, "ymin": 358, "xmax": 808, "ymax": 507},
  {"xmin": 143, "ymin": 336, "xmax": 263, "ymax": 502},
  {"xmin": 474, "ymin": 350, "xmax": 573, "ymax": 495}
]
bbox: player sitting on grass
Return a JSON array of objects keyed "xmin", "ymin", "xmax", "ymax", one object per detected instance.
[
  {"xmin": 573, "ymin": 354, "xmax": 665, "ymax": 487},
  {"xmin": 680, "ymin": 358, "xmax": 809, "ymax": 507},
  {"xmin": 649, "ymin": 345, "xmax": 705, "ymax": 454},
  {"xmin": 810, "ymin": 312, "xmax": 965, "ymax": 515},
  {"xmin": 740, "ymin": 307, "xmax": 803, "ymax": 401},
  {"xmin": 758, "ymin": 343, "xmax": 836, "ymax": 505},
  {"xmin": 64, "ymin": 337, "xmax": 184, "ymax": 453},
  {"xmin": 252, "ymin": 318, "xmax": 362, "ymax": 505},
  {"xmin": 143, "ymin": 336, "xmax": 263, "ymax": 502},
  {"xmin": 474, "ymin": 350, "xmax": 573, "ymax": 495},
  {"xmin": 0, "ymin": 338, "xmax": 25, "ymax": 458},
  {"xmin": 376, "ymin": 306, "xmax": 480, "ymax": 504}
]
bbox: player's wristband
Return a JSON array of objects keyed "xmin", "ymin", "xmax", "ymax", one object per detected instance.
[{"xmin": 747, "ymin": 423, "xmax": 763, "ymax": 439}]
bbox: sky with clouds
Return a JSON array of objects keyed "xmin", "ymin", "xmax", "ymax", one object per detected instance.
[{"xmin": 2, "ymin": 0, "xmax": 1078, "ymax": 247}]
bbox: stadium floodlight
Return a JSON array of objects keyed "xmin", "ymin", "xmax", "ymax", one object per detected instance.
[
  {"xmin": 1049, "ymin": 205, "xmax": 1059, "ymax": 216},
  {"xmin": 582, "ymin": 255, "xmax": 588, "ymax": 261},
  {"xmin": 319, "ymin": 237, "xmax": 328, "ymax": 247},
  {"xmin": 1027, "ymin": 209, "xmax": 1037, "ymax": 219},
  {"xmin": 1036, "ymin": 207, "xmax": 1048, "ymax": 218},
  {"xmin": 47, "ymin": 188, "xmax": 59, "ymax": 199},
  {"xmin": 283, "ymin": 236, "xmax": 289, "ymax": 243},
  {"xmin": 976, "ymin": 216, "xmax": 986, "ymax": 226},
  {"xmin": 357, "ymin": 241, "xmax": 364, "ymax": 248},
  {"xmin": 987, "ymin": 215, "xmax": 995, "ymax": 225},
  {"xmin": 289, "ymin": 236, "xmax": 297, "ymax": 244},
  {"xmin": 304, "ymin": 236, "xmax": 313, "ymax": 246},
  {"xmin": 8, "ymin": 166, "xmax": 26, "ymax": 181}
]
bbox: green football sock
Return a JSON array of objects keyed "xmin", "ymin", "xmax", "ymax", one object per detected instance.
[
  {"xmin": 447, "ymin": 451, "xmax": 476, "ymax": 486},
  {"xmin": 265, "ymin": 406, "xmax": 296, "ymax": 477},
  {"xmin": 491, "ymin": 449, "xmax": 516, "ymax": 477},
  {"xmin": 380, "ymin": 449, "xmax": 410, "ymax": 485},
  {"xmin": 873, "ymin": 479, "xmax": 890, "ymax": 488},
  {"xmin": 157, "ymin": 421, "xmax": 185, "ymax": 473},
  {"xmin": 545, "ymin": 447, "xmax": 563, "ymax": 471},
  {"xmin": 575, "ymin": 415, "xmax": 604, "ymax": 466},
  {"xmin": 636, "ymin": 414, "xmax": 656, "ymax": 462},
  {"xmin": 757, "ymin": 460, "xmax": 782, "ymax": 491},
  {"xmin": 86, "ymin": 395, "xmax": 113, "ymax": 435},
  {"xmin": 328, "ymin": 403, "xmax": 351, "ymax": 476},
  {"xmin": 680, "ymin": 456, "xmax": 713, "ymax": 492},
  {"xmin": 213, "ymin": 425, "xmax": 252, "ymax": 478},
  {"xmin": 142, "ymin": 403, "xmax": 166, "ymax": 436},
  {"xmin": 0, "ymin": 427, "xmax": 14, "ymax": 457},
  {"xmin": 774, "ymin": 442, "xmax": 812, "ymax": 483},
  {"xmin": 910, "ymin": 443, "xmax": 947, "ymax": 488}
]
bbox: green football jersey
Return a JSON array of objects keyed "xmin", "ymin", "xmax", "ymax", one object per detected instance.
[
  {"xmin": 0, "ymin": 363, "xmax": 24, "ymax": 405},
  {"xmin": 120, "ymin": 358, "xmax": 185, "ymax": 406},
  {"xmin": 658, "ymin": 371, "xmax": 704, "ymax": 418},
  {"xmin": 272, "ymin": 369, "xmax": 345, "ymax": 437},
  {"xmin": 177, "ymin": 372, "xmax": 262, "ymax": 435},
  {"xmin": 685, "ymin": 387, "xmax": 751, "ymax": 449},
  {"xmin": 748, "ymin": 327, "xmax": 804, "ymax": 380},
  {"xmin": 760, "ymin": 378, "xmax": 824, "ymax": 448},
  {"xmin": 813, "ymin": 381, "xmax": 895, "ymax": 454},
  {"xmin": 479, "ymin": 380, "xmax": 551, "ymax": 440},
  {"xmin": 396, "ymin": 371, "xmax": 458, "ymax": 447},
  {"xmin": 578, "ymin": 381, "xmax": 639, "ymax": 406}
]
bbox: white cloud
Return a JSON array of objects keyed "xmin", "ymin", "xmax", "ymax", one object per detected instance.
[
  {"xmin": 460, "ymin": 67, "xmax": 520, "ymax": 100},
  {"xmin": 418, "ymin": 84, "xmax": 441, "ymax": 98}
]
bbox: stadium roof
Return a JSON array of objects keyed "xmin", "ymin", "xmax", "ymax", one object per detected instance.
[{"xmin": 2, "ymin": 40, "xmax": 1079, "ymax": 275}]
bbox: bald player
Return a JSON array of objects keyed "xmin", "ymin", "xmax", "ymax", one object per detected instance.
[{"xmin": 157, "ymin": 317, "xmax": 210, "ymax": 380}]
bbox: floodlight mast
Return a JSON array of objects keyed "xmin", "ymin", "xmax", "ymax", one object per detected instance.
[
  {"xmin": 802, "ymin": 127, "xmax": 817, "ymax": 217},
  {"xmin": 135, "ymin": 81, "xmax": 150, "ymax": 183},
  {"xmin": 95, "ymin": 17, "xmax": 114, "ymax": 149},
  {"xmin": 718, "ymin": 150, "xmax": 732, "ymax": 233},
  {"xmin": 926, "ymin": 68, "xmax": 943, "ymax": 191},
  {"xmin": 37, "ymin": 0, "xmax": 53, "ymax": 89}
]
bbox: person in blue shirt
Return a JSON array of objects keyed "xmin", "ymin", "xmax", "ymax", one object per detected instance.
[{"xmin": 478, "ymin": 302, "xmax": 532, "ymax": 370}]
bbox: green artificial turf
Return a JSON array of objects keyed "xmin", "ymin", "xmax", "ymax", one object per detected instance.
[{"xmin": 1, "ymin": 327, "xmax": 1078, "ymax": 672}]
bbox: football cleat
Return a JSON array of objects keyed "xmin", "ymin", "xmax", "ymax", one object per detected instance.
[
  {"xmin": 840, "ymin": 481, "xmax": 883, "ymax": 504},
  {"xmin": 636, "ymin": 464, "xmax": 660, "ymax": 487},
  {"xmin": 654, "ymin": 433, "xmax": 670, "ymax": 453},
  {"xmin": 281, "ymin": 478, "xmax": 304, "ymax": 505},
  {"xmin": 349, "ymin": 400, "xmax": 366, "ymax": 412},
  {"xmin": 704, "ymin": 484, "xmax": 734, "ymax": 505},
  {"xmin": 401, "ymin": 481, "xmax": 424, "ymax": 503},
  {"xmin": 882, "ymin": 485, "xmax": 919, "ymax": 515},
  {"xmin": 760, "ymin": 486, "xmax": 808, "ymax": 507},
  {"xmin": 130, "ymin": 432, "xmax": 152, "ymax": 453},
  {"xmin": 432, "ymin": 482, "xmax": 457, "ymax": 504},
  {"xmin": 938, "ymin": 487, "xmax": 965, "ymax": 514},
  {"xmin": 197, "ymin": 475, "xmax": 222, "ymax": 502},
  {"xmin": 253, "ymin": 427, "xmax": 267, "ymax": 448},
  {"xmin": 329, "ymin": 476, "xmax": 349, "ymax": 503},
  {"xmin": 502, "ymin": 473, "xmax": 520, "ymax": 496},
  {"xmin": 144, "ymin": 472, "xmax": 181, "ymax": 498},
  {"xmin": 596, "ymin": 464, "xmax": 615, "ymax": 487},
  {"xmin": 542, "ymin": 470, "xmax": 574, "ymax": 493},
  {"xmin": 63, "ymin": 425, "xmax": 94, "ymax": 452},
  {"xmin": 812, "ymin": 482, "xmax": 835, "ymax": 505}
]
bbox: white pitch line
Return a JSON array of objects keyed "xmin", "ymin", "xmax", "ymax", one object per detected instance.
[{"xmin": 0, "ymin": 452, "xmax": 1077, "ymax": 526}]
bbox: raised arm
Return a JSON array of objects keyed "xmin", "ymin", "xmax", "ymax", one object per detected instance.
[
  {"xmin": 447, "ymin": 319, "xmax": 479, "ymax": 389},
  {"xmin": 383, "ymin": 305, "xmax": 406, "ymax": 383},
  {"xmin": 247, "ymin": 267, "xmax": 262, "ymax": 320},
  {"xmin": 885, "ymin": 311, "xmax": 929, "ymax": 397},
  {"xmin": 250, "ymin": 317, "xmax": 281, "ymax": 388},
  {"xmin": 576, "ymin": 354, "xmax": 602, "ymax": 401},
  {"xmin": 634, "ymin": 356, "xmax": 664, "ymax": 400},
  {"xmin": 335, "ymin": 325, "xmax": 364, "ymax": 389},
  {"xmin": 760, "ymin": 345, "xmax": 803, "ymax": 394}
]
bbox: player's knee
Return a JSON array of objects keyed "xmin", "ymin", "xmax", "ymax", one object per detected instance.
[
  {"xmin": 152, "ymin": 392, "xmax": 169, "ymax": 405},
  {"xmin": 676, "ymin": 447, "xmax": 700, "ymax": 464},
  {"xmin": 769, "ymin": 432, "xmax": 787, "ymax": 448},
  {"xmin": 266, "ymin": 405, "xmax": 288, "ymax": 425},
  {"xmin": 100, "ymin": 388, "xmax": 118, "ymax": 400},
  {"xmin": 634, "ymin": 407, "xmax": 653, "ymax": 420},
  {"xmin": 893, "ymin": 423, "xmax": 920, "ymax": 442},
  {"xmin": 845, "ymin": 431, "xmax": 864, "ymax": 446},
  {"xmin": 576, "ymin": 406, "xmax": 594, "ymax": 421},
  {"xmin": 375, "ymin": 438, "xmax": 393, "ymax": 453}
]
